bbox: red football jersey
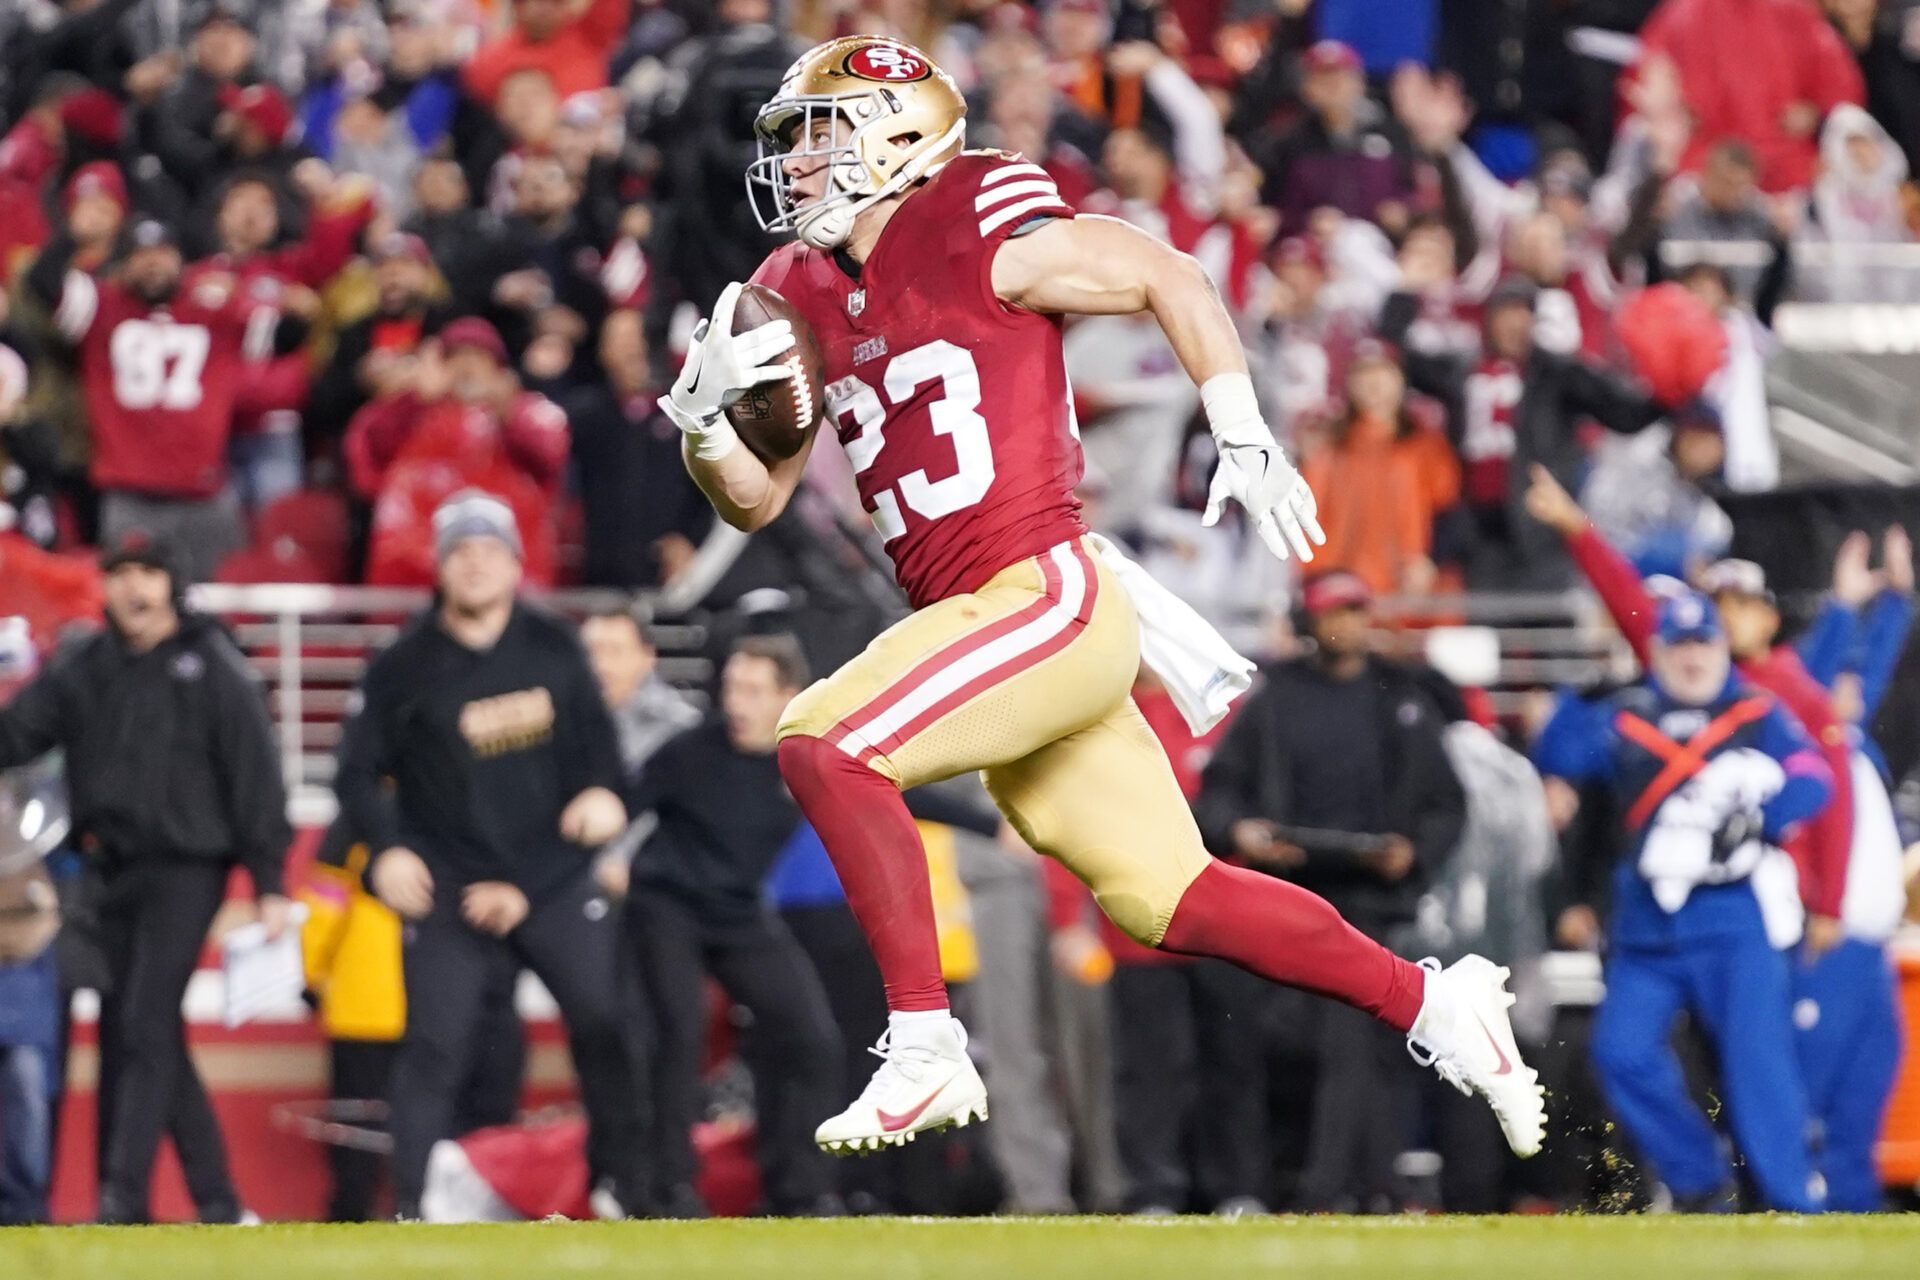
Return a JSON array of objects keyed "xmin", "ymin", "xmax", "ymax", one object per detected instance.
[
  {"xmin": 56, "ymin": 269, "xmax": 277, "ymax": 499},
  {"xmin": 751, "ymin": 150, "xmax": 1088, "ymax": 609}
]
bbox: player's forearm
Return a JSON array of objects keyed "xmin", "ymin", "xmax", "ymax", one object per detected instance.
[
  {"xmin": 1144, "ymin": 247, "xmax": 1248, "ymax": 391},
  {"xmin": 683, "ymin": 439, "xmax": 786, "ymax": 532}
]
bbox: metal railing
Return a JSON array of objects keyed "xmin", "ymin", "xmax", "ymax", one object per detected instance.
[{"xmin": 188, "ymin": 582, "xmax": 1632, "ymax": 817}]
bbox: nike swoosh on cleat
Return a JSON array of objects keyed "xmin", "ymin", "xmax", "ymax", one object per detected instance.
[
  {"xmin": 875, "ymin": 1090, "xmax": 943, "ymax": 1133},
  {"xmin": 1473, "ymin": 1010, "xmax": 1514, "ymax": 1076}
]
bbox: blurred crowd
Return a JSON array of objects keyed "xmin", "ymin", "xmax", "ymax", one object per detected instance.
[
  {"xmin": 3, "ymin": 0, "xmax": 1920, "ymax": 1227},
  {"xmin": 0, "ymin": 0, "xmax": 1917, "ymax": 611}
]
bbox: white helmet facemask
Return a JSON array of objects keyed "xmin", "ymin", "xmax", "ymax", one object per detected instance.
[{"xmin": 745, "ymin": 90, "xmax": 965, "ymax": 250}]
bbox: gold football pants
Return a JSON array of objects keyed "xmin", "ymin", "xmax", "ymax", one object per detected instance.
[{"xmin": 778, "ymin": 539, "xmax": 1213, "ymax": 944}]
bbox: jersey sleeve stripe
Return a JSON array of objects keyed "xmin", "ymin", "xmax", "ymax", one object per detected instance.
[
  {"xmin": 976, "ymin": 179, "xmax": 1060, "ymax": 212},
  {"xmin": 979, "ymin": 193, "xmax": 1074, "ymax": 237},
  {"xmin": 54, "ymin": 270, "xmax": 98, "ymax": 340},
  {"xmin": 979, "ymin": 162, "xmax": 1051, "ymax": 187}
]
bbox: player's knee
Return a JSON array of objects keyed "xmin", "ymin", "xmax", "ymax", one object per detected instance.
[
  {"xmin": 1096, "ymin": 890, "xmax": 1165, "ymax": 947},
  {"xmin": 1081, "ymin": 846, "xmax": 1211, "ymax": 949},
  {"xmin": 1084, "ymin": 866, "xmax": 1189, "ymax": 948}
]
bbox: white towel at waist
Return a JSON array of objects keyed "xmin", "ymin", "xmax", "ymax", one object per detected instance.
[{"xmin": 1087, "ymin": 534, "xmax": 1255, "ymax": 735}]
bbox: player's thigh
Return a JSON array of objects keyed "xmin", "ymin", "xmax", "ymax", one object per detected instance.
[
  {"xmin": 983, "ymin": 697, "xmax": 1212, "ymax": 948},
  {"xmin": 779, "ymin": 540, "xmax": 1139, "ymax": 789}
]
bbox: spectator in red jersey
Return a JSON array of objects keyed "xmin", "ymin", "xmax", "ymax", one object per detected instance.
[
  {"xmin": 1636, "ymin": 0, "xmax": 1864, "ymax": 194},
  {"xmin": 189, "ymin": 166, "xmax": 376, "ymax": 509},
  {"xmin": 1300, "ymin": 341, "xmax": 1462, "ymax": 599},
  {"xmin": 350, "ymin": 317, "xmax": 568, "ymax": 586},
  {"xmin": 24, "ymin": 218, "xmax": 314, "ymax": 581},
  {"xmin": 464, "ymin": 0, "xmax": 632, "ymax": 108}
]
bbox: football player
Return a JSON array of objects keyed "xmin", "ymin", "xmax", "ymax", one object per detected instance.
[{"xmin": 658, "ymin": 36, "xmax": 1546, "ymax": 1161}]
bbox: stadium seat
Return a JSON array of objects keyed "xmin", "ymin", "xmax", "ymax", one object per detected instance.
[
  {"xmin": 253, "ymin": 489, "xmax": 353, "ymax": 584},
  {"xmin": 214, "ymin": 537, "xmax": 332, "ymax": 585}
]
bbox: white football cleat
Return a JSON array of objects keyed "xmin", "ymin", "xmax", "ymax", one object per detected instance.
[
  {"xmin": 1407, "ymin": 955, "xmax": 1547, "ymax": 1158},
  {"xmin": 815, "ymin": 1017, "xmax": 989, "ymax": 1155}
]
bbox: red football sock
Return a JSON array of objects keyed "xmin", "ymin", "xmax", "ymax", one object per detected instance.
[
  {"xmin": 1159, "ymin": 860, "xmax": 1427, "ymax": 1032},
  {"xmin": 778, "ymin": 735, "xmax": 949, "ymax": 1012}
]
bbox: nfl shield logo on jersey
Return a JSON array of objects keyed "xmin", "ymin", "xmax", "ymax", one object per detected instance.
[{"xmin": 847, "ymin": 288, "xmax": 866, "ymax": 318}]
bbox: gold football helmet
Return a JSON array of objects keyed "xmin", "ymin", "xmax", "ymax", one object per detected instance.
[{"xmin": 746, "ymin": 35, "xmax": 967, "ymax": 250}]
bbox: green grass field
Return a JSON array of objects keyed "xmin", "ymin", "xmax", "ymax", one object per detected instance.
[{"xmin": 4, "ymin": 1215, "xmax": 1919, "ymax": 1279}]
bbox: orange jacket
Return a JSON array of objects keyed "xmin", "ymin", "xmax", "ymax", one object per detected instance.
[{"xmin": 1301, "ymin": 415, "xmax": 1461, "ymax": 597}]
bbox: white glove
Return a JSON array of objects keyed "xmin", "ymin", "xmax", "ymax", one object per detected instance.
[
  {"xmin": 1197, "ymin": 375, "xmax": 1325, "ymax": 564},
  {"xmin": 659, "ymin": 282, "xmax": 796, "ymax": 460},
  {"xmin": 1638, "ymin": 791, "xmax": 1718, "ymax": 912}
]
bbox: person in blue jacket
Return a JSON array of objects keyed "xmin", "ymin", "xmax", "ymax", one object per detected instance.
[
  {"xmin": 1782, "ymin": 529, "xmax": 1913, "ymax": 1211},
  {"xmin": 1533, "ymin": 588, "xmax": 1834, "ymax": 1212}
]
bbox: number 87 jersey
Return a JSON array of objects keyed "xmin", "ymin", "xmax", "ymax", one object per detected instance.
[{"xmin": 749, "ymin": 150, "xmax": 1088, "ymax": 610}]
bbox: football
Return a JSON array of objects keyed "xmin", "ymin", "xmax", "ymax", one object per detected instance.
[{"xmin": 724, "ymin": 284, "xmax": 826, "ymax": 462}]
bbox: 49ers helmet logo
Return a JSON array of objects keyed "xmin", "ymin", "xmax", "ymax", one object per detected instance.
[{"xmin": 843, "ymin": 43, "xmax": 930, "ymax": 82}]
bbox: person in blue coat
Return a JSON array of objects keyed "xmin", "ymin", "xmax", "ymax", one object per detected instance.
[
  {"xmin": 1782, "ymin": 529, "xmax": 1913, "ymax": 1210},
  {"xmin": 1533, "ymin": 588, "xmax": 1834, "ymax": 1212}
]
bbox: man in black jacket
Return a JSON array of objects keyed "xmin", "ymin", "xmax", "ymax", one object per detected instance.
[
  {"xmin": 1380, "ymin": 275, "xmax": 1665, "ymax": 590},
  {"xmin": 333, "ymin": 489, "xmax": 641, "ymax": 1219},
  {"xmin": 131, "ymin": 6, "xmax": 265, "ymax": 218},
  {"xmin": 562, "ymin": 310, "xmax": 712, "ymax": 589},
  {"xmin": 626, "ymin": 634, "xmax": 842, "ymax": 1217},
  {"xmin": 440, "ymin": 153, "xmax": 606, "ymax": 363},
  {"xmin": 1195, "ymin": 572, "xmax": 1466, "ymax": 1211},
  {"xmin": 0, "ymin": 531, "xmax": 291, "ymax": 1224},
  {"xmin": 308, "ymin": 232, "xmax": 452, "ymax": 450}
]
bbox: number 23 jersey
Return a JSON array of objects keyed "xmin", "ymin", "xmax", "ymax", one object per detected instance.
[{"xmin": 751, "ymin": 150, "xmax": 1088, "ymax": 609}]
